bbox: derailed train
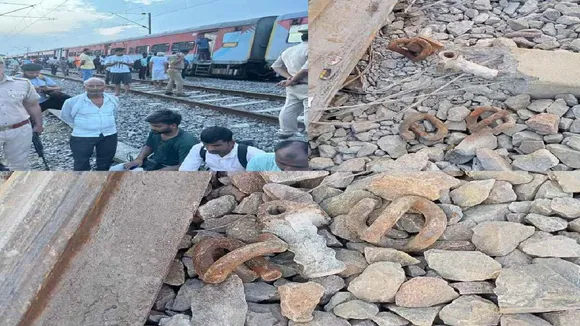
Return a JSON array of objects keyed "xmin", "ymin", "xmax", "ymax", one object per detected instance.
[{"xmin": 21, "ymin": 11, "xmax": 307, "ymax": 79}]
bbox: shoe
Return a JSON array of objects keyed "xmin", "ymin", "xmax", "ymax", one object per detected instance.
[
  {"xmin": 276, "ymin": 131, "xmax": 295, "ymax": 139},
  {"xmin": 165, "ymin": 92, "xmax": 173, "ymax": 95},
  {"xmin": 0, "ymin": 163, "xmax": 10, "ymax": 171}
]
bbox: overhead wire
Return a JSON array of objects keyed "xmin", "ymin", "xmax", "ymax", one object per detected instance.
[
  {"xmin": 6, "ymin": 0, "xmax": 228, "ymax": 55},
  {"xmin": 0, "ymin": 0, "xmax": 67, "ymax": 43},
  {"xmin": 152, "ymin": 0, "xmax": 225, "ymax": 17},
  {"xmin": 0, "ymin": 0, "xmax": 45, "ymax": 45},
  {"xmin": 0, "ymin": 4, "xmax": 34, "ymax": 16}
]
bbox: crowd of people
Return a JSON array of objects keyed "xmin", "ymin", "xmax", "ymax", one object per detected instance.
[
  {"xmin": 0, "ymin": 28, "xmax": 309, "ymax": 172},
  {"xmin": 0, "ymin": 62, "xmax": 309, "ymax": 172}
]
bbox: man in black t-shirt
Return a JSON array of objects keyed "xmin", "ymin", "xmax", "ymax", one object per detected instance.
[{"xmin": 109, "ymin": 109, "xmax": 198, "ymax": 171}]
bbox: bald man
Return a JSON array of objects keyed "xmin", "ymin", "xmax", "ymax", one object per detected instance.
[
  {"xmin": 61, "ymin": 77, "xmax": 119, "ymax": 171},
  {"xmin": 246, "ymin": 140, "xmax": 309, "ymax": 171}
]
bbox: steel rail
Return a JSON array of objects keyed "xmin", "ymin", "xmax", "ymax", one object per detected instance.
[{"xmin": 43, "ymin": 73, "xmax": 285, "ymax": 125}]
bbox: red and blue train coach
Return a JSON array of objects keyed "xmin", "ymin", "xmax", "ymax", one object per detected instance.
[
  {"xmin": 265, "ymin": 11, "xmax": 308, "ymax": 66},
  {"xmin": 23, "ymin": 12, "xmax": 308, "ymax": 80},
  {"xmin": 186, "ymin": 15, "xmax": 278, "ymax": 78}
]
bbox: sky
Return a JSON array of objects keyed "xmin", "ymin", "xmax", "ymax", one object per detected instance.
[{"xmin": 0, "ymin": 0, "xmax": 307, "ymax": 55}]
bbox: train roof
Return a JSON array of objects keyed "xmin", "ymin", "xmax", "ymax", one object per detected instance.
[
  {"xmin": 275, "ymin": 11, "xmax": 308, "ymax": 21},
  {"xmin": 24, "ymin": 12, "xmax": 304, "ymax": 54},
  {"xmin": 78, "ymin": 15, "xmax": 278, "ymax": 48}
]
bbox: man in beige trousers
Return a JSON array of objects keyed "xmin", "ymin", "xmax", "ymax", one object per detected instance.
[
  {"xmin": 271, "ymin": 28, "xmax": 309, "ymax": 139},
  {"xmin": 165, "ymin": 51, "xmax": 188, "ymax": 97},
  {"xmin": 0, "ymin": 58, "xmax": 43, "ymax": 170}
]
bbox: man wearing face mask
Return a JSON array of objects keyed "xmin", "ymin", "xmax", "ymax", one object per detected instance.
[
  {"xmin": 109, "ymin": 109, "xmax": 198, "ymax": 171},
  {"xmin": 61, "ymin": 77, "xmax": 118, "ymax": 171}
]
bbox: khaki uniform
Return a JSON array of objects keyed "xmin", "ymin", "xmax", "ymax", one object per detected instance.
[
  {"xmin": 272, "ymin": 41, "xmax": 309, "ymax": 136},
  {"xmin": 166, "ymin": 54, "xmax": 185, "ymax": 95},
  {"xmin": 0, "ymin": 75, "xmax": 39, "ymax": 170}
]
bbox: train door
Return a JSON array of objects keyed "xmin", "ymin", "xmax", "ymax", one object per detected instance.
[{"xmin": 202, "ymin": 31, "xmax": 217, "ymax": 60}]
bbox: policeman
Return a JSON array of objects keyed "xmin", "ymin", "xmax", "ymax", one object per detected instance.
[
  {"xmin": 0, "ymin": 57, "xmax": 43, "ymax": 170},
  {"xmin": 271, "ymin": 27, "xmax": 309, "ymax": 139},
  {"xmin": 19, "ymin": 63, "xmax": 71, "ymax": 111}
]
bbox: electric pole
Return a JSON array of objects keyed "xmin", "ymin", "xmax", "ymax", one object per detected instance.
[{"xmin": 145, "ymin": 12, "xmax": 151, "ymax": 35}]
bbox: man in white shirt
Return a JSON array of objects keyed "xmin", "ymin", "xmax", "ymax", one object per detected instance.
[
  {"xmin": 48, "ymin": 56, "xmax": 59, "ymax": 75},
  {"xmin": 271, "ymin": 27, "xmax": 308, "ymax": 139},
  {"xmin": 61, "ymin": 77, "xmax": 119, "ymax": 171},
  {"xmin": 179, "ymin": 126, "xmax": 264, "ymax": 171},
  {"xmin": 105, "ymin": 48, "xmax": 133, "ymax": 96}
]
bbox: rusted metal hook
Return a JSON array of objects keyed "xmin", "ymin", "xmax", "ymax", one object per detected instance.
[
  {"xmin": 466, "ymin": 106, "xmax": 516, "ymax": 135},
  {"xmin": 400, "ymin": 113, "xmax": 449, "ymax": 145},
  {"xmin": 388, "ymin": 37, "xmax": 443, "ymax": 62},
  {"xmin": 359, "ymin": 195, "xmax": 447, "ymax": 252},
  {"xmin": 192, "ymin": 233, "xmax": 288, "ymax": 284}
]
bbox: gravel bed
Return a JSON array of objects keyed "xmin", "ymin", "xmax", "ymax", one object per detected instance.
[
  {"xmin": 183, "ymin": 75, "xmax": 285, "ymax": 96},
  {"xmin": 310, "ymin": 0, "xmax": 580, "ymax": 176},
  {"xmin": 2, "ymin": 79, "xmax": 281, "ymax": 171}
]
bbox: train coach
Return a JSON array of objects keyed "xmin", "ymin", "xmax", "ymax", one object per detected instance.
[{"xmin": 22, "ymin": 11, "xmax": 307, "ymax": 80}]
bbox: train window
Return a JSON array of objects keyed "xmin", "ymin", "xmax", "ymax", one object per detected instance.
[
  {"xmin": 136, "ymin": 46, "xmax": 148, "ymax": 54},
  {"xmin": 287, "ymin": 23, "xmax": 307, "ymax": 43},
  {"xmin": 170, "ymin": 43, "xmax": 181, "ymax": 51},
  {"xmin": 222, "ymin": 31, "xmax": 241, "ymax": 48},
  {"xmin": 151, "ymin": 43, "xmax": 170, "ymax": 53},
  {"xmin": 129, "ymin": 47, "xmax": 135, "ymax": 54},
  {"xmin": 171, "ymin": 42, "xmax": 195, "ymax": 52}
]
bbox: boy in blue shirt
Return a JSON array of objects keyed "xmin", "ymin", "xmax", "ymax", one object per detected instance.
[{"xmin": 195, "ymin": 33, "xmax": 211, "ymax": 61}]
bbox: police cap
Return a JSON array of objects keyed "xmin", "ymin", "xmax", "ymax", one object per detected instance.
[{"xmin": 21, "ymin": 63, "xmax": 43, "ymax": 71}]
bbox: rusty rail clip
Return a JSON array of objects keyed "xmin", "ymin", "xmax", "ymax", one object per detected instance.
[
  {"xmin": 359, "ymin": 195, "xmax": 447, "ymax": 252},
  {"xmin": 388, "ymin": 37, "xmax": 444, "ymax": 62},
  {"xmin": 192, "ymin": 233, "xmax": 288, "ymax": 284},
  {"xmin": 466, "ymin": 106, "xmax": 516, "ymax": 135},
  {"xmin": 400, "ymin": 113, "xmax": 449, "ymax": 145}
]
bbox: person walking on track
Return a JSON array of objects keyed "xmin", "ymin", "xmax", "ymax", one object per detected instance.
[
  {"xmin": 165, "ymin": 51, "xmax": 187, "ymax": 97},
  {"xmin": 271, "ymin": 28, "xmax": 309, "ymax": 139},
  {"xmin": 58, "ymin": 56, "xmax": 69, "ymax": 76},
  {"xmin": 79, "ymin": 48, "xmax": 95, "ymax": 81},
  {"xmin": 150, "ymin": 52, "xmax": 168, "ymax": 89},
  {"xmin": 61, "ymin": 77, "xmax": 119, "ymax": 171},
  {"xmin": 138, "ymin": 53, "xmax": 148, "ymax": 80},
  {"xmin": 105, "ymin": 48, "xmax": 133, "ymax": 96},
  {"xmin": 48, "ymin": 56, "xmax": 59, "ymax": 75},
  {"xmin": 0, "ymin": 57, "xmax": 43, "ymax": 171}
]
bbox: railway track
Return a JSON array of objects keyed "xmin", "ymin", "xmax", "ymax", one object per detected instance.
[
  {"xmin": 42, "ymin": 72, "xmax": 300, "ymax": 126},
  {"xmin": 92, "ymin": 72, "xmax": 287, "ymax": 101}
]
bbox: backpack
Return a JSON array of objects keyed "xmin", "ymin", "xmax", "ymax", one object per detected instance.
[{"xmin": 199, "ymin": 141, "xmax": 254, "ymax": 169}]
